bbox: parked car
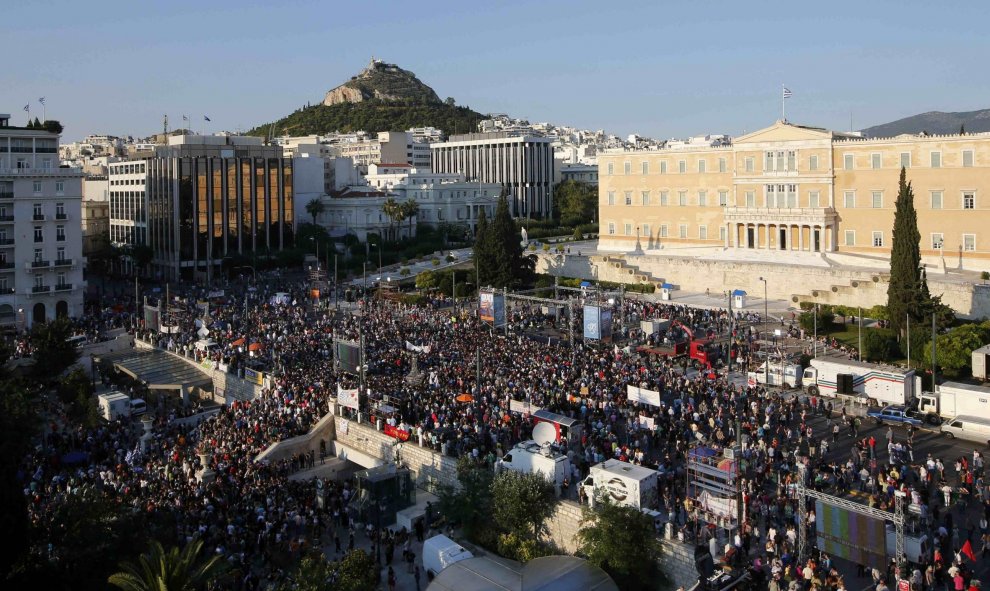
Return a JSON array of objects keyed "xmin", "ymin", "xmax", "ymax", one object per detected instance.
[{"xmin": 867, "ymin": 405, "xmax": 923, "ymax": 427}]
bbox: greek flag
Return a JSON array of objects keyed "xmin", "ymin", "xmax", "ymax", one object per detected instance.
[
  {"xmin": 23, "ymin": 104, "xmax": 29, "ymax": 112},
  {"xmin": 782, "ymin": 87, "xmax": 793, "ymax": 99},
  {"xmin": 39, "ymin": 97, "xmax": 45, "ymax": 105},
  {"xmin": 204, "ymin": 115, "xmax": 211, "ymax": 122}
]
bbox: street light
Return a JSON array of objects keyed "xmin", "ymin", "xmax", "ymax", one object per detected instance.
[{"xmin": 758, "ymin": 276, "xmax": 769, "ymax": 386}]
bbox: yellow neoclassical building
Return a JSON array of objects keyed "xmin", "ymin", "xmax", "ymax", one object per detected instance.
[{"xmin": 598, "ymin": 121, "xmax": 990, "ymax": 272}]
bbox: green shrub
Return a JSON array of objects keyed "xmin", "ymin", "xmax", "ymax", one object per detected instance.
[
  {"xmin": 399, "ymin": 267, "xmax": 410, "ymax": 276},
  {"xmin": 496, "ymin": 533, "xmax": 553, "ymax": 563},
  {"xmin": 431, "ymin": 258, "xmax": 440, "ymax": 267},
  {"xmin": 862, "ymin": 329, "xmax": 901, "ymax": 362}
]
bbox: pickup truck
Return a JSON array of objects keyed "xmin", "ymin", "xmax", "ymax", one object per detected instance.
[{"xmin": 867, "ymin": 405, "xmax": 924, "ymax": 427}]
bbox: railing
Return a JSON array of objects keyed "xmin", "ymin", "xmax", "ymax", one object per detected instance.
[
  {"xmin": 52, "ymin": 258, "xmax": 74, "ymax": 267},
  {"xmin": 0, "ymin": 287, "xmax": 13, "ymax": 295},
  {"xmin": 0, "ymin": 168, "xmax": 83, "ymax": 177},
  {"xmin": 0, "ymin": 215, "xmax": 13, "ymax": 222},
  {"xmin": 725, "ymin": 206, "xmax": 835, "ymax": 216},
  {"xmin": 54, "ymin": 283, "xmax": 73, "ymax": 292},
  {"xmin": 33, "ymin": 214, "xmax": 46, "ymax": 221},
  {"xmin": 0, "ymin": 262, "xmax": 14, "ymax": 270},
  {"xmin": 0, "ymin": 192, "xmax": 12, "ymax": 200},
  {"xmin": 0, "ymin": 238, "xmax": 13, "ymax": 245},
  {"xmin": 28, "ymin": 260, "xmax": 50, "ymax": 269},
  {"xmin": 31, "ymin": 285, "xmax": 50, "ymax": 293},
  {"xmin": 55, "ymin": 213, "xmax": 67, "ymax": 220}
]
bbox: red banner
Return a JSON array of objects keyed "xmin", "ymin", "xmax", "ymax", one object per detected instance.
[{"xmin": 384, "ymin": 424, "xmax": 410, "ymax": 441}]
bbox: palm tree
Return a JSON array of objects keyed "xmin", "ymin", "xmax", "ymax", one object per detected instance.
[
  {"xmin": 108, "ymin": 539, "xmax": 229, "ymax": 591},
  {"xmin": 381, "ymin": 197, "xmax": 401, "ymax": 241},
  {"xmin": 401, "ymin": 198, "xmax": 420, "ymax": 239},
  {"xmin": 305, "ymin": 197, "xmax": 325, "ymax": 225}
]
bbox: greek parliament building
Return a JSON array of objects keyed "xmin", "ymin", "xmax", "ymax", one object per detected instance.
[
  {"xmin": 597, "ymin": 120, "xmax": 990, "ymax": 273},
  {"xmin": 431, "ymin": 132, "xmax": 554, "ymax": 219},
  {"xmin": 109, "ymin": 135, "xmax": 294, "ymax": 281}
]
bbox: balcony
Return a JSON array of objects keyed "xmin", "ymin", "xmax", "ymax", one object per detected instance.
[
  {"xmin": 31, "ymin": 285, "xmax": 50, "ymax": 294},
  {"xmin": 33, "ymin": 214, "xmax": 47, "ymax": 221},
  {"xmin": 0, "ymin": 287, "xmax": 13, "ymax": 295},
  {"xmin": 723, "ymin": 206, "xmax": 837, "ymax": 226},
  {"xmin": 0, "ymin": 262, "xmax": 13, "ymax": 272},
  {"xmin": 0, "ymin": 167, "xmax": 83, "ymax": 178},
  {"xmin": 55, "ymin": 213, "xmax": 68, "ymax": 220},
  {"xmin": 52, "ymin": 258, "xmax": 74, "ymax": 268},
  {"xmin": 0, "ymin": 215, "xmax": 13, "ymax": 223},
  {"xmin": 0, "ymin": 192, "xmax": 12, "ymax": 200},
  {"xmin": 0, "ymin": 312, "xmax": 15, "ymax": 325},
  {"xmin": 0, "ymin": 238, "xmax": 13, "ymax": 247},
  {"xmin": 53, "ymin": 283, "xmax": 73, "ymax": 292},
  {"xmin": 27, "ymin": 260, "xmax": 50, "ymax": 270}
]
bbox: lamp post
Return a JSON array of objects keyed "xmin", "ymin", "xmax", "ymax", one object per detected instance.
[
  {"xmin": 724, "ymin": 290, "xmax": 733, "ymax": 374},
  {"xmin": 759, "ymin": 276, "xmax": 769, "ymax": 386}
]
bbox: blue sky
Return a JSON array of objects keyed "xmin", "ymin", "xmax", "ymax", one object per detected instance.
[{"xmin": 4, "ymin": 0, "xmax": 989, "ymax": 141}]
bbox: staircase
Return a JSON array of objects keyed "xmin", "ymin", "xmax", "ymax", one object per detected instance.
[{"xmin": 595, "ymin": 255, "xmax": 665, "ymax": 290}]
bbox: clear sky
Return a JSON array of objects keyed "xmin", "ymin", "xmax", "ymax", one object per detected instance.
[{"xmin": 4, "ymin": 0, "xmax": 989, "ymax": 142}]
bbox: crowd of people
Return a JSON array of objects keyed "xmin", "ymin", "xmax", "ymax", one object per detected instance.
[{"xmin": 13, "ymin": 270, "xmax": 989, "ymax": 591}]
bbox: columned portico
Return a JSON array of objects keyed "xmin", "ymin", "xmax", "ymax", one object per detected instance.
[{"xmin": 724, "ymin": 207, "xmax": 837, "ymax": 253}]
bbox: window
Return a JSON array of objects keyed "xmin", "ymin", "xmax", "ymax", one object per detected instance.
[
  {"xmin": 963, "ymin": 150, "xmax": 974, "ymax": 168},
  {"xmin": 963, "ymin": 192, "xmax": 975, "ymax": 210},
  {"xmin": 809, "ymin": 155, "xmax": 819, "ymax": 171},
  {"xmin": 33, "ymin": 248, "xmax": 42, "ymax": 262},
  {"xmin": 678, "ymin": 191, "xmax": 687, "ymax": 206},
  {"xmin": 641, "ymin": 191, "xmax": 649, "ymax": 206},
  {"xmin": 660, "ymin": 225, "xmax": 668, "ymax": 238},
  {"xmin": 786, "ymin": 184, "xmax": 797, "ymax": 208},
  {"xmin": 931, "ymin": 233, "xmax": 944, "ymax": 250},
  {"xmin": 624, "ymin": 162, "xmax": 631, "ymax": 175},
  {"xmin": 607, "ymin": 191, "xmax": 615, "ymax": 205},
  {"xmin": 718, "ymin": 158, "xmax": 727, "ymax": 173},
  {"xmin": 607, "ymin": 163, "xmax": 614, "ymax": 176},
  {"xmin": 720, "ymin": 227, "xmax": 726, "ymax": 241},
  {"xmin": 660, "ymin": 191, "xmax": 669, "ymax": 206},
  {"xmin": 624, "ymin": 223, "xmax": 632, "ymax": 236},
  {"xmin": 872, "ymin": 231, "xmax": 884, "ymax": 247},
  {"xmin": 33, "ymin": 181, "xmax": 42, "ymax": 194},
  {"xmin": 963, "ymin": 234, "xmax": 976, "ymax": 252},
  {"xmin": 642, "ymin": 223, "xmax": 650, "ymax": 237},
  {"xmin": 57, "ymin": 272, "xmax": 66, "ymax": 286},
  {"xmin": 844, "ymin": 191, "xmax": 855, "ymax": 208},
  {"xmin": 931, "ymin": 191, "xmax": 943, "ymax": 209},
  {"xmin": 872, "ymin": 191, "xmax": 883, "ymax": 208},
  {"xmin": 871, "ymin": 153, "xmax": 881, "ymax": 169},
  {"xmin": 607, "ymin": 222, "xmax": 615, "ymax": 235},
  {"xmin": 765, "ymin": 184, "xmax": 777, "ymax": 208},
  {"xmin": 698, "ymin": 160, "xmax": 706, "ymax": 173},
  {"xmin": 660, "ymin": 161, "xmax": 667, "ymax": 174},
  {"xmin": 56, "ymin": 203, "xmax": 65, "ymax": 219},
  {"xmin": 679, "ymin": 224, "xmax": 687, "ymax": 239},
  {"xmin": 678, "ymin": 161, "xmax": 686, "ymax": 174},
  {"xmin": 56, "ymin": 181, "xmax": 64, "ymax": 194},
  {"xmin": 765, "ymin": 151, "xmax": 774, "ymax": 172},
  {"xmin": 900, "ymin": 152, "xmax": 911, "ymax": 168},
  {"xmin": 33, "ymin": 203, "xmax": 42, "ymax": 218},
  {"xmin": 844, "ymin": 154, "xmax": 854, "ymax": 170},
  {"xmin": 34, "ymin": 275, "xmax": 43, "ymax": 289},
  {"xmin": 718, "ymin": 191, "xmax": 728, "ymax": 206},
  {"xmin": 624, "ymin": 191, "xmax": 633, "ymax": 205},
  {"xmin": 57, "ymin": 247, "xmax": 65, "ymax": 261},
  {"xmin": 698, "ymin": 190, "xmax": 707, "ymax": 207},
  {"xmin": 745, "ymin": 191, "xmax": 755, "ymax": 207},
  {"xmin": 745, "ymin": 158, "xmax": 754, "ymax": 173},
  {"xmin": 787, "ymin": 151, "xmax": 796, "ymax": 171},
  {"xmin": 641, "ymin": 161, "xmax": 649, "ymax": 175},
  {"xmin": 930, "ymin": 152, "xmax": 941, "ymax": 168},
  {"xmin": 809, "ymin": 191, "xmax": 820, "ymax": 208},
  {"xmin": 699, "ymin": 226, "xmax": 708, "ymax": 240},
  {"xmin": 34, "ymin": 226, "xmax": 43, "ymax": 242},
  {"xmin": 844, "ymin": 231, "xmax": 855, "ymax": 246},
  {"xmin": 55, "ymin": 225, "xmax": 65, "ymax": 242}
]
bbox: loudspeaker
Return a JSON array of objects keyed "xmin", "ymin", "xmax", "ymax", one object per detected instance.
[
  {"xmin": 695, "ymin": 544, "xmax": 714, "ymax": 577},
  {"xmin": 837, "ymin": 373, "xmax": 854, "ymax": 394}
]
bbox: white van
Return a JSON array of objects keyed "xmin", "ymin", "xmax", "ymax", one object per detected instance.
[
  {"xmin": 940, "ymin": 415, "xmax": 990, "ymax": 446},
  {"xmin": 129, "ymin": 399, "xmax": 148, "ymax": 416},
  {"xmin": 422, "ymin": 534, "xmax": 473, "ymax": 579},
  {"xmin": 66, "ymin": 335, "xmax": 88, "ymax": 348}
]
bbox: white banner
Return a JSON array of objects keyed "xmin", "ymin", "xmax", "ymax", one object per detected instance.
[
  {"xmin": 627, "ymin": 384, "xmax": 662, "ymax": 407},
  {"xmin": 337, "ymin": 385, "xmax": 360, "ymax": 410},
  {"xmin": 404, "ymin": 341, "xmax": 432, "ymax": 354},
  {"xmin": 509, "ymin": 399, "xmax": 542, "ymax": 415},
  {"xmin": 336, "ymin": 418, "xmax": 349, "ymax": 435},
  {"xmin": 636, "ymin": 416, "xmax": 656, "ymax": 430}
]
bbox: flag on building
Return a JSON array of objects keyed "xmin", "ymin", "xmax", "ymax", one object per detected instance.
[
  {"xmin": 782, "ymin": 87, "xmax": 793, "ymax": 99},
  {"xmin": 23, "ymin": 104, "xmax": 29, "ymax": 112},
  {"xmin": 182, "ymin": 114, "xmax": 189, "ymax": 121},
  {"xmin": 38, "ymin": 97, "xmax": 45, "ymax": 105},
  {"xmin": 204, "ymin": 115, "xmax": 211, "ymax": 122}
]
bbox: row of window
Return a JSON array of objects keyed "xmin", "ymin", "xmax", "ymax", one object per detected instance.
[
  {"xmin": 607, "ymin": 190, "xmax": 730, "ymax": 207},
  {"xmin": 841, "ymin": 231, "xmax": 977, "ymax": 251},
  {"xmin": 31, "ymin": 247, "xmax": 68, "ymax": 263},
  {"xmin": 32, "ymin": 202, "xmax": 67, "ymax": 218},
  {"xmin": 841, "ymin": 190, "xmax": 976, "ymax": 210},
  {"xmin": 111, "ymin": 178, "xmax": 144, "ymax": 186},
  {"xmin": 605, "ymin": 188, "xmax": 978, "ymax": 210},
  {"xmin": 110, "ymin": 163, "xmax": 146, "ymax": 175},
  {"xmin": 605, "ymin": 148, "xmax": 980, "ymax": 176},
  {"xmin": 605, "ymin": 222, "xmax": 723, "ymax": 241},
  {"xmin": 30, "ymin": 181, "xmax": 65, "ymax": 195},
  {"xmin": 32, "ymin": 225, "xmax": 66, "ymax": 242}
]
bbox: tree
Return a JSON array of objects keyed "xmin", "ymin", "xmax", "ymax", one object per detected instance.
[
  {"xmin": 886, "ymin": 167, "xmax": 924, "ymax": 339},
  {"xmin": 473, "ymin": 207, "xmax": 497, "ymax": 287},
  {"xmin": 131, "ymin": 244, "xmax": 154, "ymax": 277},
  {"xmin": 30, "ymin": 317, "xmax": 79, "ymax": 380},
  {"xmin": 437, "ymin": 457, "xmax": 494, "ymax": 542},
  {"xmin": 960, "ymin": 124, "xmax": 966, "ymax": 135},
  {"xmin": 798, "ymin": 307, "xmax": 834, "ymax": 334},
  {"xmin": 577, "ymin": 500, "xmax": 665, "ymax": 591},
  {"xmin": 415, "ymin": 269, "xmax": 440, "ymax": 290},
  {"xmin": 935, "ymin": 321, "xmax": 990, "ymax": 378},
  {"xmin": 279, "ymin": 551, "xmax": 334, "ymax": 591},
  {"xmin": 485, "ymin": 192, "xmax": 535, "ymax": 288},
  {"xmin": 334, "ymin": 549, "xmax": 377, "ymax": 591},
  {"xmin": 400, "ymin": 198, "xmax": 420, "ymax": 239},
  {"xmin": 444, "ymin": 97, "xmax": 456, "ymax": 106},
  {"xmin": 862, "ymin": 329, "xmax": 901, "ymax": 363},
  {"xmin": 305, "ymin": 197, "xmax": 325, "ymax": 225},
  {"xmin": 43, "ymin": 119, "xmax": 64, "ymax": 134},
  {"xmin": 380, "ymin": 197, "xmax": 402, "ymax": 241},
  {"xmin": 108, "ymin": 539, "xmax": 229, "ymax": 591},
  {"xmin": 0, "ymin": 379, "xmax": 38, "ymax": 577},
  {"xmin": 491, "ymin": 470, "xmax": 558, "ymax": 541},
  {"xmin": 554, "ymin": 180, "xmax": 597, "ymax": 225}
]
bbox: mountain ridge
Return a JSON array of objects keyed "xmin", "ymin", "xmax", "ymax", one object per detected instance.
[{"xmin": 862, "ymin": 108, "xmax": 990, "ymax": 138}]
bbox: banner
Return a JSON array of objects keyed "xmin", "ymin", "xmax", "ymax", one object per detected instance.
[
  {"xmin": 143, "ymin": 304, "xmax": 160, "ymax": 332},
  {"xmin": 207, "ymin": 289, "xmax": 225, "ymax": 298},
  {"xmin": 583, "ymin": 305, "xmax": 601, "ymax": 340},
  {"xmin": 405, "ymin": 341, "xmax": 432, "ymax": 354},
  {"xmin": 479, "ymin": 291, "xmax": 506, "ymax": 327},
  {"xmin": 384, "ymin": 424, "xmax": 410, "ymax": 441},
  {"xmin": 336, "ymin": 385, "xmax": 359, "ymax": 410},
  {"xmin": 336, "ymin": 417, "xmax": 349, "ymax": 435},
  {"xmin": 600, "ymin": 308, "xmax": 613, "ymax": 343},
  {"xmin": 509, "ymin": 399, "xmax": 542, "ymax": 415},
  {"xmin": 636, "ymin": 416, "xmax": 656, "ymax": 430},
  {"xmin": 244, "ymin": 367, "xmax": 264, "ymax": 386},
  {"xmin": 627, "ymin": 384, "xmax": 662, "ymax": 407}
]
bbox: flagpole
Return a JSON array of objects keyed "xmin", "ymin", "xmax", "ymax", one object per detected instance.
[{"xmin": 781, "ymin": 85, "xmax": 786, "ymax": 122}]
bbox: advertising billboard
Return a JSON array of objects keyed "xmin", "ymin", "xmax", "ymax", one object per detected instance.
[
  {"xmin": 583, "ymin": 305, "xmax": 601, "ymax": 340},
  {"xmin": 599, "ymin": 308, "xmax": 613, "ymax": 343},
  {"xmin": 479, "ymin": 291, "xmax": 506, "ymax": 327}
]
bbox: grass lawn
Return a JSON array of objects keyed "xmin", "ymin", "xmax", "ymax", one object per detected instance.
[{"xmin": 822, "ymin": 323, "xmax": 912, "ymax": 366}]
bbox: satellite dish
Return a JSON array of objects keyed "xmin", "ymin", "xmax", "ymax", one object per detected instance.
[
  {"xmin": 197, "ymin": 327, "xmax": 209, "ymax": 338},
  {"xmin": 533, "ymin": 422, "xmax": 555, "ymax": 447}
]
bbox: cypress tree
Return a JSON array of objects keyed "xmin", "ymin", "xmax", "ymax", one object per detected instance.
[
  {"xmin": 887, "ymin": 167, "xmax": 923, "ymax": 339},
  {"xmin": 488, "ymin": 191, "xmax": 535, "ymax": 288},
  {"xmin": 473, "ymin": 207, "xmax": 495, "ymax": 287}
]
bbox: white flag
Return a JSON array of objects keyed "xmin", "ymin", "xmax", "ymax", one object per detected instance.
[{"xmin": 782, "ymin": 87, "xmax": 793, "ymax": 99}]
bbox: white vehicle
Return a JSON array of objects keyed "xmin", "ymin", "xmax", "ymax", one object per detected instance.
[
  {"xmin": 496, "ymin": 440, "xmax": 572, "ymax": 493},
  {"xmin": 973, "ymin": 345, "xmax": 990, "ymax": 381},
  {"xmin": 747, "ymin": 362, "xmax": 803, "ymax": 389},
  {"xmin": 886, "ymin": 524, "xmax": 929, "ymax": 564},
  {"xmin": 422, "ymin": 534, "xmax": 473, "ymax": 579},
  {"xmin": 940, "ymin": 415, "xmax": 990, "ymax": 447},
  {"xmin": 803, "ymin": 357, "xmax": 917, "ymax": 406},
  {"xmin": 915, "ymin": 382, "xmax": 990, "ymax": 423},
  {"xmin": 194, "ymin": 339, "xmax": 219, "ymax": 352},
  {"xmin": 581, "ymin": 459, "xmax": 658, "ymax": 511},
  {"xmin": 130, "ymin": 398, "xmax": 147, "ymax": 416},
  {"xmin": 98, "ymin": 391, "xmax": 131, "ymax": 421}
]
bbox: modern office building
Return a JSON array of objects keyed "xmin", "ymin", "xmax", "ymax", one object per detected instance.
[
  {"xmin": 597, "ymin": 120, "xmax": 990, "ymax": 272},
  {"xmin": 0, "ymin": 113, "xmax": 85, "ymax": 329},
  {"xmin": 335, "ymin": 131, "xmax": 431, "ymax": 173},
  {"xmin": 108, "ymin": 135, "xmax": 295, "ymax": 281},
  {"xmin": 431, "ymin": 132, "xmax": 555, "ymax": 219}
]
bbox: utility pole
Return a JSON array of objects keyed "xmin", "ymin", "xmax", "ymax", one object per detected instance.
[
  {"xmin": 134, "ymin": 276, "xmax": 139, "ymax": 327},
  {"xmin": 504, "ymin": 287, "xmax": 509, "ymax": 337},
  {"xmin": 858, "ymin": 306, "xmax": 863, "ymax": 361},
  {"xmin": 759, "ymin": 277, "xmax": 768, "ymax": 386},
  {"xmin": 726, "ymin": 291, "xmax": 732, "ymax": 373},
  {"xmin": 906, "ymin": 314, "xmax": 911, "ymax": 369},
  {"xmin": 334, "ymin": 255, "xmax": 339, "ymax": 311}
]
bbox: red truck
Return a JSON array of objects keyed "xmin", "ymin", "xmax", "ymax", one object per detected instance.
[{"xmin": 637, "ymin": 321, "xmax": 720, "ymax": 369}]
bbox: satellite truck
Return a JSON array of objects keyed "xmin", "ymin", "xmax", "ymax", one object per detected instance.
[
  {"xmin": 581, "ymin": 459, "xmax": 659, "ymax": 511},
  {"xmin": 496, "ymin": 422, "xmax": 572, "ymax": 494},
  {"xmin": 802, "ymin": 356, "xmax": 918, "ymax": 407}
]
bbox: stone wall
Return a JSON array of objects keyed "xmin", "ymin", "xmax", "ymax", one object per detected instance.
[
  {"xmin": 543, "ymin": 499, "xmax": 585, "ymax": 554},
  {"xmin": 536, "ymin": 252, "xmax": 990, "ymax": 319},
  {"xmin": 658, "ymin": 539, "xmax": 704, "ymax": 590},
  {"xmin": 255, "ymin": 410, "xmax": 336, "ymax": 464},
  {"xmin": 133, "ymin": 338, "xmax": 263, "ymax": 402}
]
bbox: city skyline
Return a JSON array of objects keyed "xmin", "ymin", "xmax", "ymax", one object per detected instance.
[{"xmin": 3, "ymin": 0, "xmax": 989, "ymax": 141}]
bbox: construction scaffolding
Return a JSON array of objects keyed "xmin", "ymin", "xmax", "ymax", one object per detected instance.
[{"xmin": 686, "ymin": 445, "xmax": 741, "ymax": 534}]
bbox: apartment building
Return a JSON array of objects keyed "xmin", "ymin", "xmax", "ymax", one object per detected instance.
[
  {"xmin": 335, "ymin": 131, "xmax": 431, "ymax": 173},
  {"xmin": 598, "ymin": 120, "xmax": 990, "ymax": 272},
  {"xmin": 431, "ymin": 132, "xmax": 555, "ymax": 219},
  {"xmin": 0, "ymin": 113, "xmax": 84, "ymax": 329}
]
